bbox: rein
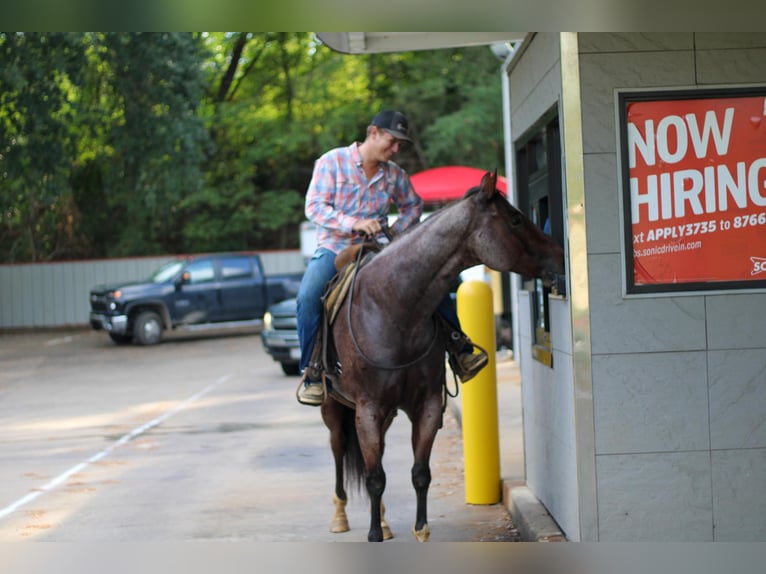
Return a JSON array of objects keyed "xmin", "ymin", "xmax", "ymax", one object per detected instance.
[{"xmin": 345, "ymin": 227, "xmax": 440, "ymax": 371}]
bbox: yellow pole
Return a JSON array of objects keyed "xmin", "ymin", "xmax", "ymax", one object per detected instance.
[{"xmin": 456, "ymin": 280, "xmax": 500, "ymax": 504}]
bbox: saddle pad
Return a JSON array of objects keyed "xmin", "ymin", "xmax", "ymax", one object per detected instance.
[
  {"xmin": 323, "ymin": 251, "xmax": 376, "ymax": 325},
  {"xmin": 323, "ymin": 261, "xmax": 358, "ymax": 325}
]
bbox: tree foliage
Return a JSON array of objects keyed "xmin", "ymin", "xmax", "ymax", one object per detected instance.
[{"xmin": 0, "ymin": 32, "xmax": 505, "ymax": 262}]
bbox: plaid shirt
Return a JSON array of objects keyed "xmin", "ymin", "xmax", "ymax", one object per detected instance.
[{"xmin": 305, "ymin": 142, "xmax": 423, "ymax": 254}]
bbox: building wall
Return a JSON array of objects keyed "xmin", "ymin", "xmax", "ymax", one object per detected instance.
[
  {"xmin": 518, "ymin": 291, "xmax": 579, "ymax": 538},
  {"xmin": 0, "ymin": 251, "xmax": 305, "ymax": 330},
  {"xmin": 510, "ymin": 33, "xmax": 583, "ymax": 539},
  {"xmin": 579, "ymin": 32, "xmax": 766, "ymax": 541},
  {"xmin": 512, "ymin": 31, "xmax": 766, "ymax": 542}
]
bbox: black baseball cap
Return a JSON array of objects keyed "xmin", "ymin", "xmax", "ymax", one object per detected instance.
[{"xmin": 370, "ymin": 109, "xmax": 412, "ymax": 143}]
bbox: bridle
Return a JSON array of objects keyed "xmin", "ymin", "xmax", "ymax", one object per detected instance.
[{"xmin": 345, "ymin": 225, "xmax": 440, "ymax": 371}]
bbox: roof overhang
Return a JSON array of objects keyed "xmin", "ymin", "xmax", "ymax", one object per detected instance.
[{"xmin": 316, "ymin": 32, "xmax": 526, "ymax": 54}]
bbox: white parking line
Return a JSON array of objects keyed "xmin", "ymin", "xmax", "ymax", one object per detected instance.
[
  {"xmin": 0, "ymin": 373, "xmax": 234, "ymax": 521},
  {"xmin": 44, "ymin": 335, "xmax": 73, "ymax": 347}
]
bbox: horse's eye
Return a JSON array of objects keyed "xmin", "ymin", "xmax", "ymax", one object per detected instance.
[{"xmin": 510, "ymin": 214, "xmax": 522, "ymax": 226}]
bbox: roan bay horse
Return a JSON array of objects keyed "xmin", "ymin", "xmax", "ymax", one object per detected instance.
[{"xmin": 319, "ymin": 170, "xmax": 565, "ymax": 542}]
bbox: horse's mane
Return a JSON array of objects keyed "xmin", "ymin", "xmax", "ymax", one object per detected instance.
[
  {"xmin": 463, "ymin": 185, "xmax": 481, "ymax": 198},
  {"xmin": 385, "ymin": 181, "xmax": 509, "ymax": 255},
  {"xmin": 387, "ymin": 185, "xmax": 481, "ymax": 246}
]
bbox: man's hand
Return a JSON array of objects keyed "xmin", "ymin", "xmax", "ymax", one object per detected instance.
[{"xmin": 352, "ymin": 218, "xmax": 382, "ymax": 237}]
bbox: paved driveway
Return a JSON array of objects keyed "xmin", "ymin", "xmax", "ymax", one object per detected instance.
[{"xmin": 0, "ymin": 327, "xmax": 516, "ymax": 542}]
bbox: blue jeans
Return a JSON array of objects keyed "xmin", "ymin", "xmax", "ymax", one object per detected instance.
[
  {"xmin": 297, "ymin": 248, "xmax": 339, "ymax": 374},
  {"xmin": 296, "ymin": 247, "xmax": 465, "ymax": 378}
]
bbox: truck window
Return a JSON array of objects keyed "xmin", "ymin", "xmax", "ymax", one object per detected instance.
[
  {"xmin": 151, "ymin": 260, "xmax": 184, "ymax": 283},
  {"xmin": 186, "ymin": 260, "xmax": 216, "ymax": 284},
  {"xmin": 220, "ymin": 257, "xmax": 253, "ymax": 281}
]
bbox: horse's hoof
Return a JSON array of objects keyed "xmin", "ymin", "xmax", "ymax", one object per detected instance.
[
  {"xmin": 381, "ymin": 520, "xmax": 393, "ymax": 540},
  {"xmin": 330, "ymin": 517, "xmax": 350, "ymax": 533},
  {"xmin": 411, "ymin": 523, "xmax": 430, "ymax": 542}
]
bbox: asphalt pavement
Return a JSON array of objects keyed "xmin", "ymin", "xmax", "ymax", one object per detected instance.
[{"xmin": 0, "ymin": 327, "xmax": 533, "ymax": 543}]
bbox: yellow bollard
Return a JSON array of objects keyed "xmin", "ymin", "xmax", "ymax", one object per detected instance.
[{"xmin": 456, "ymin": 280, "xmax": 501, "ymax": 504}]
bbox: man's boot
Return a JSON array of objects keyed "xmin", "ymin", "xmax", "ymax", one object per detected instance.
[
  {"xmin": 447, "ymin": 330, "xmax": 489, "ymax": 383},
  {"xmin": 296, "ymin": 337, "xmax": 325, "ymax": 406},
  {"xmin": 297, "ymin": 377, "xmax": 324, "ymax": 406}
]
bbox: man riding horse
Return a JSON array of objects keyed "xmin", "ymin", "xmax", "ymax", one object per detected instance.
[{"xmin": 295, "ymin": 109, "xmax": 488, "ymax": 406}]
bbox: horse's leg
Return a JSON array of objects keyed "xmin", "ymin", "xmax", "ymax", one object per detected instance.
[
  {"xmin": 410, "ymin": 398, "xmax": 443, "ymax": 542},
  {"xmin": 380, "ymin": 499, "xmax": 393, "ymax": 540},
  {"xmin": 321, "ymin": 400, "xmax": 349, "ymax": 533},
  {"xmin": 355, "ymin": 405, "xmax": 387, "ymax": 542},
  {"xmin": 378, "ymin": 411, "xmax": 398, "ymax": 540},
  {"xmin": 371, "ymin": 498, "xmax": 393, "ymax": 540},
  {"xmin": 331, "ymin": 493, "xmax": 349, "ymax": 533}
]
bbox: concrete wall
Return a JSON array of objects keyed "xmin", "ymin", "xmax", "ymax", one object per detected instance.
[
  {"xmin": 518, "ymin": 291, "xmax": 578, "ymax": 538},
  {"xmin": 0, "ymin": 251, "xmax": 305, "ymax": 330},
  {"xmin": 511, "ymin": 32, "xmax": 766, "ymax": 542},
  {"xmin": 579, "ymin": 32, "xmax": 766, "ymax": 541},
  {"xmin": 509, "ymin": 33, "xmax": 583, "ymax": 539}
]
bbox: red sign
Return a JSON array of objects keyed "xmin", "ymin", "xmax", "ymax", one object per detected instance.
[{"xmin": 620, "ymin": 89, "xmax": 766, "ymax": 292}]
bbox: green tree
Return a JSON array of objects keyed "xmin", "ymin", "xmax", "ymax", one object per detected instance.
[
  {"xmin": 181, "ymin": 33, "xmax": 297, "ymax": 252},
  {"xmin": 373, "ymin": 47, "xmax": 505, "ymax": 173},
  {"xmin": 1, "ymin": 32, "xmax": 210, "ymax": 261},
  {"xmin": 92, "ymin": 32, "xmax": 210, "ymax": 256},
  {"xmin": 185, "ymin": 32, "xmax": 336, "ymax": 252},
  {"xmin": 0, "ymin": 32, "xmax": 89, "ymax": 261},
  {"xmin": 189, "ymin": 33, "xmax": 503, "ymax": 252},
  {"xmin": 0, "ymin": 32, "xmax": 505, "ymax": 262}
]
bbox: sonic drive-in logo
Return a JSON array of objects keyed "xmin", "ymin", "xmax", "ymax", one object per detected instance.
[{"xmin": 625, "ymin": 92, "xmax": 766, "ymax": 286}]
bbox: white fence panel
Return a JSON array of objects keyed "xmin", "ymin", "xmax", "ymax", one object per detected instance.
[{"xmin": 0, "ymin": 250, "xmax": 304, "ymax": 330}]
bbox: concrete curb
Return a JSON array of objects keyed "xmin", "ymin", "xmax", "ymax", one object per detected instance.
[{"xmin": 503, "ymin": 481, "xmax": 566, "ymax": 542}]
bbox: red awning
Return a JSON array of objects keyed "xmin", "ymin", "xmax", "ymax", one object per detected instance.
[{"xmin": 409, "ymin": 166, "xmax": 507, "ymax": 203}]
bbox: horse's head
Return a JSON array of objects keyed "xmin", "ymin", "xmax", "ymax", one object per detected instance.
[{"xmin": 466, "ymin": 171, "xmax": 565, "ymax": 285}]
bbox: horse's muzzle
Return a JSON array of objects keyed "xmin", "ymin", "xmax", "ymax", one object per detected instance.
[
  {"xmin": 540, "ymin": 268, "xmax": 562, "ymax": 288},
  {"xmin": 541, "ymin": 253, "xmax": 565, "ymax": 287}
]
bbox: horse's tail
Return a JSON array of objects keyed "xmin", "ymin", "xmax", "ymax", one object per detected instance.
[{"xmin": 341, "ymin": 405, "xmax": 366, "ymax": 495}]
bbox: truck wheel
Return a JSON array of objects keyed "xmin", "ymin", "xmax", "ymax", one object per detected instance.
[
  {"xmin": 134, "ymin": 311, "xmax": 163, "ymax": 346},
  {"xmin": 281, "ymin": 362, "xmax": 300, "ymax": 376},
  {"xmin": 109, "ymin": 333, "xmax": 133, "ymax": 345}
]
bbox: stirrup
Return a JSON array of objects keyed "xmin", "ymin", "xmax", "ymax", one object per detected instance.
[
  {"xmin": 449, "ymin": 342, "xmax": 489, "ymax": 383},
  {"xmin": 296, "ymin": 372, "xmax": 325, "ymax": 406}
]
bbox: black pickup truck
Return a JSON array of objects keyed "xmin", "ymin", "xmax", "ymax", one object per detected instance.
[{"xmin": 89, "ymin": 253, "xmax": 302, "ymax": 345}]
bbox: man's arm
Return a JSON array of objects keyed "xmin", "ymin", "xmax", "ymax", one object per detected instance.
[
  {"xmin": 389, "ymin": 171, "xmax": 423, "ymax": 235},
  {"xmin": 304, "ymin": 154, "xmax": 357, "ymax": 233}
]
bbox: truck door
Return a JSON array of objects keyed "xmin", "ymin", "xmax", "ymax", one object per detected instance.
[
  {"xmin": 217, "ymin": 255, "xmax": 264, "ymax": 320},
  {"xmin": 172, "ymin": 259, "xmax": 221, "ymax": 324}
]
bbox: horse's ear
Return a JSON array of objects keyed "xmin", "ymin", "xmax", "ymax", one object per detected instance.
[{"xmin": 479, "ymin": 170, "xmax": 498, "ymax": 199}]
